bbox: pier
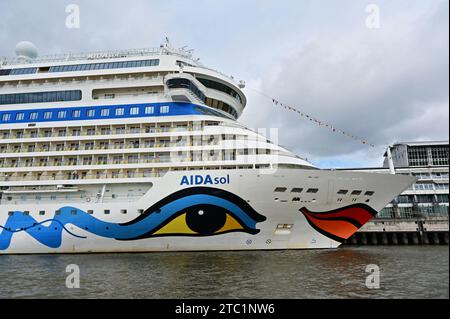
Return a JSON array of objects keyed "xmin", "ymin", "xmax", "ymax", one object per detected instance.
[{"xmin": 344, "ymin": 217, "xmax": 449, "ymax": 245}]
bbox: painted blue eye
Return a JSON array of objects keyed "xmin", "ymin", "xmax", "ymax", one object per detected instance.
[
  {"xmin": 118, "ymin": 187, "xmax": 266, "ymax": 240},
  {"xmin": 0, "ymin": 187, "xmax": 266, "ymax": 250}
]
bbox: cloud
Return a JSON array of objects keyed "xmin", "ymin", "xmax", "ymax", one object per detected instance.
[
  {"xmin": 0, "ymin": 0, "xmax": 448, "ymax": 169},
  {"xmin": 240, "ymin": 1, "xmax": 449, "ymax": 168}
]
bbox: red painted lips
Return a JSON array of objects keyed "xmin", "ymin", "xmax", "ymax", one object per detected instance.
[{"xmin": 300, "ymin": 204, "xmax": 378, "ymax": 242}]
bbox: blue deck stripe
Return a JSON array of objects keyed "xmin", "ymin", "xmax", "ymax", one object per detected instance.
[{"xmin": 0, "ymin": 102, "xmax": 231, "ymax": 124}]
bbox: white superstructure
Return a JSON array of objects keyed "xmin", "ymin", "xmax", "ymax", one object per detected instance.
[{"xmin": 0, "ymin": 41, "xmax": 415, "ymax": 254}]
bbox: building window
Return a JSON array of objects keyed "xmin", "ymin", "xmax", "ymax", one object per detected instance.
[
  {"xmin": 145, "ymin": 106, "xmax": 154, "ymax": 114},
  {"xmin": 116, "ymin": 108, "xmax": 125, "ymax": 116},
  {"xmin": 408, "ymin": 146, "xmax": 429, "ymax": 167},
  {"xmin": 44, "ymin": 112, "xmax": 52, "ymax": 119},
  {"xmin": 15, "ymin": 113, "xmax": 25, "ymax": 121}
]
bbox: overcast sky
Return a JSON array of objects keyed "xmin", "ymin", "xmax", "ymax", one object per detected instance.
[{"xmin": 0, "ymin": 0, "xmax": 448, "ymax": 168}]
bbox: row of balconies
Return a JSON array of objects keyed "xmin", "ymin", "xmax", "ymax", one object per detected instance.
[
  {"xmin": 0, "ymin": 162, "xmax": 258, "ymax": 182},
  {"xmin": 0, "ymin": 125, "xmax": 242, "ymax": 142},
  {"xmin": 1, "ymin": 170, "xmax": 166, "ymax": 182},
  {"xmin": 1, "ymin": 126, "xmax": 197, "ymax": 139},
  {"xmin": 0, "ymin": 73, "xmax": 164, "ymax": 88},
  {"xmin": 0, "ymin": 141, "xmax": 212, "ymax": 153},
  {"xmin": 0, "ymin": 154, "xmax": 237, "ymax": 168},
  {"xmin": 0, "ymin": 136, "xmax": 271, "ymax": 155}
]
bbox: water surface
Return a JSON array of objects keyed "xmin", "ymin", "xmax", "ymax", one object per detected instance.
[{"xmin": 0, "ymin": 246, "xmax": 448, "ymax": 299}]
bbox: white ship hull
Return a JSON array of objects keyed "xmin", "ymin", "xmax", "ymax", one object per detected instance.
[{"xmin": 0, "ymin": 169, "xmax": 414, "ymax": 254}]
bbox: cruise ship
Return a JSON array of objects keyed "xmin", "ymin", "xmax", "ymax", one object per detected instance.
[{"xmin": 0, "ymin": 41, "xmax": 415, "ymax": 254}]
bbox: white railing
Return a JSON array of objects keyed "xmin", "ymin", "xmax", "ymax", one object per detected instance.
[{"xmin": 0, "ymin": 44, "xmax": 202, "ymax": 66}]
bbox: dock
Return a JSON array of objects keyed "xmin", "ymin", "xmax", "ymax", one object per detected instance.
[{"xmin": 344, "ymin": 217, "xmax": 449, "ymax": 245}]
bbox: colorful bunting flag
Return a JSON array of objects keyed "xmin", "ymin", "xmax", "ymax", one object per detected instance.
[{"xmin": 268, "ymin": 97, "xmax": 375, "ymax": 148}]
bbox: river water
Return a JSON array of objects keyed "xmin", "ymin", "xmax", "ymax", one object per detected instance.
[{"xmin": 0, "ymin": 246, "xmax": 448, "ymax": 299}]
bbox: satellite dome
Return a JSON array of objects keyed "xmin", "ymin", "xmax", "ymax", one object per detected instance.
[{"xmin": 15, "ymin": 41, "xmax": 38, "ymax": 60}]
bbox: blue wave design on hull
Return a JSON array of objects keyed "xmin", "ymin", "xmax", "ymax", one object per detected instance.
[{"xmin": 0, "ymin": 193, "xmax": 262, "ymax": 250}]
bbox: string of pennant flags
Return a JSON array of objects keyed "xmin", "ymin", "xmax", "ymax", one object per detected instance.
[
  {"xmin": 269, "ymin": 97, "xmax": 375, "ymax": 147},
  {"xmin": 246, "ymin": 85, "xmax": 376, "ymax": 148}
]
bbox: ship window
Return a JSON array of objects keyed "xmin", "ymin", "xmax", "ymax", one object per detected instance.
[
  {"xmin": 121, "ymin": 209, "xmax": 127, "ymax": 214},
  {"xmin": 0, "ymin": 90, "xmax": 81, "ymax": 105},
  {"xmin": 337, "ymin": 189, "xmax": 348, "ymax": 195},
  {"xmin": 160, "ymin": 105, "xmax": 170, "ymax": 114},
  {"xmin": 101, "ymin": 108, "xmax": 110, "ymax": 117},
  {"xmin": 196, "ymin": 77, "xmax": 243, "ymax": 104},
  {"xmin": 44, "ymin": 112, "xmax": 52, "ymax": 119},
  {"xmin": 39, "ymin": 211, "xmax": 45, "ymax": 216},
  {"xmin": 55, "ymin": 210, "xmax": 61, "ymax": 215},
  {"xmin": 1, "ymin": 113, "xmax": 11, "ymax": 121},
  {"xmin": 87, "ymin": 210, "xmax": 94, "ymax": 215},
  {"xmin": 116, "ymin": 108, "xmax": 125, "ymax": 116},
  {"xmin": 104, "ymin": 210, "xmax": 110, "ymax": 215},
  {"xmin": 365, "ymin": 191, "xmax": 375, "ymax": 196},
  {"xmin": 291, "ymin": 188, "xmax": 303, "ymax": 193},
  {"xmin": 8, "ymin": 211, "xmax": 14, "ymax": 216},
  {"xmin": 71, "ymin": 210, "xmax": 77, "ymax": 215},
  {"xmin": 306, "ymin": 188, "xmax": 319, "ymax": 193},
  {"xmin": 10, "ymin": 67, "xmax": 37, "ymax": 75},
  {"xmin": 351, "ymin": 190, "xmax": 362, "ymax": 195},
  {"xmin": 71, "ymin": 110, "xmax": 80, "ymax": 118},
  {"xmin": 0, "ymin": 69, "xmax": 11, "ymax": 76},
  {"xmin": 138, "ymin": 209, "xmax": 144, "ymax": 215},
  {"xmin": 274, "ymin": 187, "xmax": 287, "ymax": 192},
  {"xmin": 145, "ymin": 106, "xmax": 154, "ymax": 114},
  {"xmin": 16, "ymin": 113, "xmax": 24, "ymax": 121},
  {"xmin": 29, "ymin": 112, "xmax": 38, "ymax": 120},
  {"xmin": 57, "ymin": 111, "xmax": 67, "ymax": 119},
  {"xmin": 130, "ymin": 107, "xmax": 140, "ymax": 115},
  {"xmin": 87, "ymin": 109, "xmax": 95, "ymax": 117}
]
